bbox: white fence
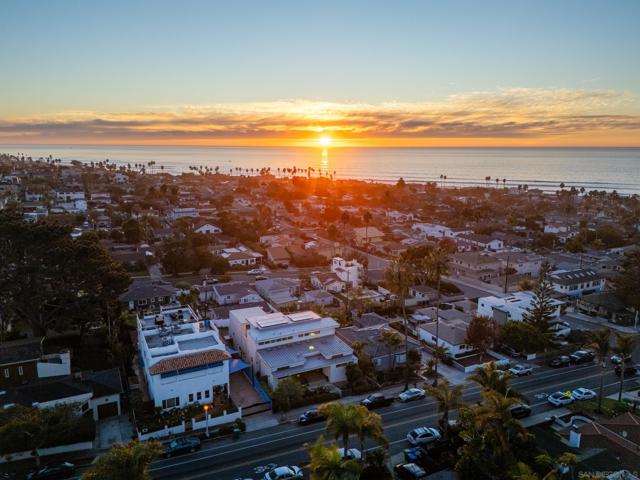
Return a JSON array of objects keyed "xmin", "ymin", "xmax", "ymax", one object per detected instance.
[{"xmin": 137, "ymin": 408, "xmax": 242, "ymax": 441}]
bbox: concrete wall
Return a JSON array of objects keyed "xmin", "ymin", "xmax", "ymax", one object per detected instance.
[{"xmin": 0, "ymin": 441, "xmax": 94, "ymax": 464}]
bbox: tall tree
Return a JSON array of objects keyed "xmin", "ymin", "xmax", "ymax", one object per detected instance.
[
  {"xmin": 306, "ymin": 436, "xmax": 362, "ymax": 480},
  {"xmin": 385, "ymin": 255, "xmax": 415, "ymax": 389},
  {"xmin": 362, "ymin": 210, "xmax": 373, "ymax": 246},
  {"xmin": 273, "ymin": 377, "xmax": 305, "ymax": 414},
  {"xmin": 464, "ymin": 315, "xmax": 497, "ymax": 357},
  {"xmin": 522, "ymin": 262, "xmax": 557, "ymax": 348},
  {"xmin": 82, "ymin": 440, "xmax": 162, "ymax": 480},
  {"xmin": 423, "ymin": 247, "xmax": 450, "ymax": 385},
  {"xmin": 615, "ymin": 248, "xmax": 640, "ymax": 329},
  {"xmin": 612, "ymin": 334, "xmax": 636, "ymax": 401},
  {"xmin": 425, "ymin": 377, "xmax": 464, "ymax": 440},
  {"xmin": 468, "ymin": 362, "xmax": 521, "ymax": 399},
  {"xmin": 588, "ymin": 329, "xmax": 611, "ymax": 412},
  {"xmin": 319, "ymin": 402, "xmax": 366, "ymax": 458},
  {"xmin": 379, "ymin": 329, "xmax": 402, "ymax": 372},
  {"xmin": 356, "ymin": 410, "xmax": 387, "ymax": 460}
]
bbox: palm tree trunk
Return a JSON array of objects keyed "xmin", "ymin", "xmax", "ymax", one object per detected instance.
[
  {"xmin": 619, "ymin": 365, "xmax": 625, "ymax": 401},
  {"xmin": 402, "ymin": 293, "xmax": 409, "ymax": 390},
  {"xmin": 433, "ymin": 275, "xmax": 441, "ymax": 386},
  {"xmin": 343, "ymin": 431, "xmax": 349, "ymax": 458},
  {"xmin": 598, "ymin": 369, "xmax": 605, "ymax": 412}
]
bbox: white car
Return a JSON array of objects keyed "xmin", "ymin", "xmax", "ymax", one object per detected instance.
[
  {"xmin": 264, "ymin": 465, "xmax": 303, "ymax": 480},
  {"xmin": 509, "ymin": 364, "xmax": 533, "ymax": 376},
  {"xmin": 550, "ymin": 321, "xmax": 572, "ymax": 338},
  {"xmin": 406, "ymin": 427, "xmax": 442, "ymax": 445},
  {"xmin": 547, "ymin": 391, "xmax": 574, "ymax": 407},
  {"xmin": 248, "ymin": 268, "xmax": 267, "ymax": 275},
  {"xmin": 571, "ymin": 388, "xmax": 596, "ymax": 401},
  {"xmin": 398, "ymin": 388, "xmax": 425, "ymax": 403},
  {"xmin": 337, "ymin": 448, "xmax": 362, "ymax": 460}
]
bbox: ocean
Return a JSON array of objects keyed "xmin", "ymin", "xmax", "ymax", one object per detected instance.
[{"xmin": 2, "ymin": 145, "xmax": 640, "ymax": 194}]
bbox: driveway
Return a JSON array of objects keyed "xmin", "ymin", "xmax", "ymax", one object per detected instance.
[{"xmin": 96, "ymin": 416, "xmax": 135, "ymax": 449}]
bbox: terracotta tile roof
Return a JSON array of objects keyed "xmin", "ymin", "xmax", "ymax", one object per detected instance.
[{"xmin": 149, "ymin": 349, "xmax": 230, "ymax": 375}]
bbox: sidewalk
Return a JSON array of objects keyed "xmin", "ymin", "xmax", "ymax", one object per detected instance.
[{"xmin": 243, "ymin": 383, "xmax": 410, "ymax": 432}]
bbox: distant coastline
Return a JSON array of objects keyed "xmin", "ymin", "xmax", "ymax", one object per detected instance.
[{"xmin": 2, "ymin": 144, "xmax": 639, "ymax": 194}]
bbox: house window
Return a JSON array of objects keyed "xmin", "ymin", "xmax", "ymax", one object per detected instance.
[
  {"xmin": 162, "ymin": 397, "xmax": 180, "ymax": 409},
  {"xmin": 197, "ymin": 392, "xmax": 202, "ymax": 401},
  {"xmin": 18, "ymin": 366, "xmax": 23, "ymax": 376},
  {"xmin": 139, "ymin": 299, "xmax": 147, "ymax": 305},
  {"xmin": 205, "ymin": 390, "xmax": 210, "ymax": 398},
  {"xmin": 3, "ymin": 369, "xmax": 9, "ymax": 378},
  {"xmin": 188, "ymin": 393, "xmax": 194, "ymax": 402},
  {"xmin": 81, "ymin": 402, "xmax": 90, "ymax": 412}
]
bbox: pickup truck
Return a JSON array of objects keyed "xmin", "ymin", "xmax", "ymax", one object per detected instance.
[{"xmin": 360, "ymin": 393, "xmax": 394, "ymax": 409}]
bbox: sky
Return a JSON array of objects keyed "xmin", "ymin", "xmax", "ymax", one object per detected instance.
[{"xmin": 1, "ymin": 0, "xmax": 639, "ymax": 147}]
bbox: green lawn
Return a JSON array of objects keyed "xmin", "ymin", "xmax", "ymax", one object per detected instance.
[{"xmin": 568, "ymin": 397, "xmax": 632, "ymax": 418}]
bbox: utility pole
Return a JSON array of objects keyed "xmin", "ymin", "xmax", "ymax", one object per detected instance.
[{"xmin": 503, "ymin": 253, "xmax": 511, "ymax": 294}]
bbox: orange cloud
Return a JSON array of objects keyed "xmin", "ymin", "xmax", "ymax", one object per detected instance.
[{"xmin": 1, "ymin": 88, "xmax": 639, "ymax": 146}]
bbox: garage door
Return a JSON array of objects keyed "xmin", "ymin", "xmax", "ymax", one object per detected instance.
[{"xmin": 97, "ymin": 402, "xmax": 119, "ymax": 419}]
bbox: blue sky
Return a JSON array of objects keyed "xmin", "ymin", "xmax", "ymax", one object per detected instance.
[{"xmin": 1, "ymin": 0, "xmax": 639, "ymax": 146}]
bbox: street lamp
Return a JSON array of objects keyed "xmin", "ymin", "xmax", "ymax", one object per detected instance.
[{"xmin": 203, "ymin": 404, "xmax": 210, "ymax": 438}]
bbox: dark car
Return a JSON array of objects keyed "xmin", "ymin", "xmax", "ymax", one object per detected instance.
[
  {"xmin": 360, "ymin": 393, "xmax": 394, "ymax": 410},
  {"xmin": 569, "ymin": 350, "xmax": 594, "ymax": 364},
  {"xmin": 509, "ymin": 403, "xmax": 532, "ymax": 419},
  {"xmin": 611, "ymin": 354, "xmax": 633, "ymax": 365},
  {"xmin": 548, "ymin": 355, "xmax": 571, "ymax": 368},
  {"xmin": 615, "ymin": 364, "xmax": 639, "ymax": 377},
  {"xmin": 26, "ymin": 463, "xmax": 75, "ymax": 480},
  {"xmin": 394, "ymin": 463, "xmax": 428, "ymax": 480},
  {"xmin": 500, "ymin": 344, "xmax": 522, "ymax": 358},
  {"xmin": 163, "ymin": 436, "xmax": 201, "ymax": 457},
  {"xmin": 298, "ymin": 408, "xmax": 326, "ymax": 425}
]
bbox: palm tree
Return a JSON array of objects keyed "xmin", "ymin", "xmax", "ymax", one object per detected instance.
[
  {"xmin": 379, "ymin": 329, "xmax": 403, "ymax": 371},
  {"xmin": 356, "ymin": 410, "xmax": 387, "ymax": 460},
  {"xmin": 306, "ymin": 436, "xmax": 362, "ymax": 480},
  {"xmin": 468, "ymin": 362, "xmax": 520, "ymax": 398},
  {"xmin": 423, "ymin": 247, "xmax": 450, "ymax": 385},
  {"xmin": 385, "ymin": 255, "xmax": 415, "ymax": 389},
  {"xmin": 319, "ymin": 402, "xmax": 366, "ymax": 458},
  {"xmin": 424, "ymin": 377, "xmax": 464, "ymax": 439},
  {"xmin": 588, "ymin": 329, "xmax": 610, "ymax": 412},
  {"xmin": 363, "ymin": 210, "xmax": 373, "ymax": 246},
  {"xmin": 612, "ymin": 333, "xmax": 636, "ymax": 401},
  {"xmin": 474, "ymin": 390, "xmax": 527, "ymax": 455},
  {"xmin": 82, "ymin": 440, "xmax": 162, "ymax": 480},
  {"xmin": 340, "ymin": 211, "xmax": 350, "ymax": 241}
]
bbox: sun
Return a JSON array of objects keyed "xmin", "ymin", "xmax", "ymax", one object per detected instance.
[{"xmin": 319, "ymin": 136, "xmax": 331, "ymax": 147}]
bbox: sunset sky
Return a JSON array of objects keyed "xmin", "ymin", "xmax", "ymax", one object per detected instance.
[{"xmin": 1, "ymin": 0, "xmax": 639, "ymax": 147}]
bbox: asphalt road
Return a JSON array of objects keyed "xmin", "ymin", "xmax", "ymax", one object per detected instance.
[{"xmin": 148, "ymin": 362, "xmax": 636, "ymax": 480}]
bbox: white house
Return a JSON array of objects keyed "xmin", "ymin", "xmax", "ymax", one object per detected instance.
[
  {"xmin": 194, "ymin": 222, "xmax": 222, "ymax": 235},
  {"xmin": 331, "ymin": 257, "xmax": 363, "ymax": 288},
  {"xmin": 492, "ymin": 252, "xmax": 544, "ymax": 277},
  {"xmin": 204, "ymin": 281, "xmax": 262, "ymax": 305},
  {"xmin": 549, "ymin": 268, "xmax": 605, "ymax": 297},
  {"xmin": 419, "ymin": 318, "xmax": 474, "ymax": 357},
  {"xmin": 56, "ymin": 191, "xmax": 85, "ymax": 202},
  {"xmin": 168, "ymin": 207, "xmax": 199, "ymax": 222},
  {"xmin": 311, "ymin": 272, "xmax": 346, "ymax": 293},
  {"xmin": 137, "ymin": 305, "xmax": 232, "ymax": 410},
  {"xmin": 477, "ymin": 291, "xmax": 563, "ymax": 325},
  {"xmin": 457, "ymin": 233, "xmax": 504, "ymax": 252},
  {"xmin": 412, "ymin": 223, "xmax": 470, "ymax": 239},
  {"xmin": 220, "ymin": 246, "xmax": 263, "ymax": 267},
  {"xmin": 229, "ymin": 309, "xmax": 355, "ymax": 389}
]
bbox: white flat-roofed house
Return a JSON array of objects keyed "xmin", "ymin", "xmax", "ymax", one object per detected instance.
[
  {"xmin": 477, "ymin": 291, "xmax": 563, "ymax": 325},
  {"xmin": 137, "ymin": 305, "xmax": 231, "ymax": 410},
  {"xmin": 549, "ymin": 268, "xmax": 605, "ymax": 297},
  {"xmin": 229, "ymin": 309, "xmax": 355, "ymax": 389},
  {"xmin": 412, "ymin": 223, "xmax": 463, "ymax": 239},
  {"xmin": 331, "ymin": 257, "xmax": 363, "ymax": 288},
  {"xmin": 56, "ymin": 191, "xmax": 85, "ymax": 202}
]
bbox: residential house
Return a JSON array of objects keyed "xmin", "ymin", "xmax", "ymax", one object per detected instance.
[
  {"xmin": 549, "ymin": 268, "xmax": 605, "ymax": 297},
  {"xmin": 310, "ymin": 272, "xmax": 346, "ymax": 293},
  {"xmin": 491, "ymin": 251, "xmax": 544, "ymax": 277},
  {"xmin": 337, "ymin": 324, "xmax": 419, "ymax": 370},
  {"xmin": 229, "ymin": 309, "xmax": 355, "ymax": 389},
  {"xmin": 450, "ymin": 252, "xmax": 502, "ymax": 282},
  {"xmin": 137, "ymin": 305, "xmax": 232, "ymax": 410},
  {"xmin": 412, "ymin": 223, "xmax": 461, "ymax": 239},
  {"xmin": 266, "ymin": 246, "xmax": 292, "ymax": 266},
  {"xmin": 331, "ymin": 257, "xmax": 363, "ymax": 288},
  {"xmin": 457, "ymin": 233, "xmax": 504, "ymax": 252},
  {"xmin": 419, "ymin": 317, "xmax": 473, "ymax": 358},
  {"xmin": 0, "ymin": 338, "xmax": 71, "ymax": 387},
  {"xmin": 193, "ymin": 220, "xmax": 222, "ymax": 235},
  {"xmin": 353, "ymin": 226, "xmax": 385, "ymax": 246},
  {"xmin": 220, "ymin": 246, "xmax": 263, "ymax": 267},
  {"xmin": 119, "ymin": 282, "xmax": 178, "ymax": 311},
  {"xmin": 301, "ymin": 290, "xmax": 336, "ymax": 307},
  {"xmin": 409, "ymin": 285, "xmax": 439, "ymax": 304},
  {"xmin": 477, "ymin": 291, "xmax": 563, "ymax": 325},
  {"xmin": 205, "ymin": 281, "xmax": 262, "ymax": 305},
  {"xmin": 0, "ymin": 368, "xmax": 124, "ymax": 420},
  {"xmin": 168, "ymin": 207, "xmax": 199, "ymax": 222},
  {"xmin": 352, "ymin": 312, "xmax": 388, "ymax": 329},
  {"xmin": 255, "ymin": 278, "xmax": 300, "ymax": 308},
  {"xmin": 576, "ymin": 292, "xmax": 628, "ymax": 323}
]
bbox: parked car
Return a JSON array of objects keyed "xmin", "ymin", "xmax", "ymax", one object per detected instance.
[
  {"xmin": 548, "ymin": 356, "xmax": 571, "ymax": 368},
  {"xmin": 615, "ymin": 364, "xmax": 639, "ymax": 377},
  {"xmin": 398, "ymin": 388, "xmax": 425, "ymax": 403},
  {"xmin": 547, "ymin": 391, "xmax": 574, "ymax": 407},
  {"xmin": 509, "ymin": 403, "xmax": 532, "ymax": 419},
  {"xmin": 264, "ymin": 465, "xmax": 303, "ymax": 480},
  {"xmin": 248, "ymin": 268, "xmax": 267, "ymax": 275},
  {"xmin": 26, "ymin": 463, "xmax": 75, "ymax": 480},
  {"xmin": 298, "ymin": 408, "xmax": 326, "ymax": 425},
  {"xmin": 337, "ymin": 448, "xmax": 362, "ymax": 460},
  {"xmin": 611, "ymin": 354, "xmax": 633, "ymax": 365},
  {"xmin": 255, "ymin": 275, "xmax": 268, "ymax": 281},
  {"xmin": 509, "ymin": 364, "xmax": 533, "ymax": 376},
  {"xmin": 570, "ymin": 350, "xmax": 594, "ymax": 364},
  {"xmin": 406, "ymin": 427, "xmax": 441, "ymax": 445},
  {"xmin": 163, "ymin": 436, "xmax": 201, "ymax": 457},
  {"xmin": 394, "ymin": 463, "xmax": 428, "ymax": 480},
  {"xmin": 550, "ymin": 321, "xmax": 571, "ymax": 338},
  {"xmin": 500, "ymin": 344, "xmax": 523, "ymax": 358},
  {"xmin": 571, "ymin": 388, "xmax": 596, "ymax": 401},
  {"xmin": 360, "ymin": 393, "xmax": 394, "ymax": 409}
]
